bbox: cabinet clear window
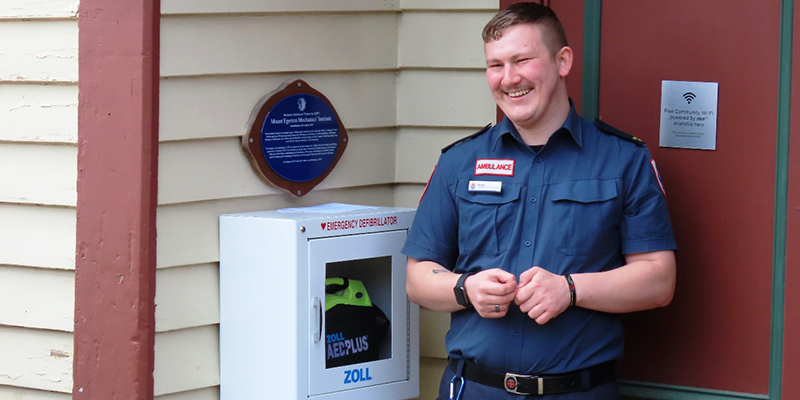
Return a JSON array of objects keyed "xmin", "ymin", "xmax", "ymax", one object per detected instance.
[{"xmin": 324, "ymin": 256, "xmax": 392, "ymax": 369}]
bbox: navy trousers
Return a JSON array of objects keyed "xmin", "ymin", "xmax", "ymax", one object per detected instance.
[{"xmin": 435, "ymin": 365, "xmax": 620, "ymax": 400}]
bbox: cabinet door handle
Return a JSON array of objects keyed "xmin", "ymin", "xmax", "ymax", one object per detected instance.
[{"xmin": 313, "ymin": 296, "xmax": 323, "ymax": 343}]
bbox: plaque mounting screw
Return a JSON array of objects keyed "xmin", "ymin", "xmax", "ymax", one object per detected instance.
[
  {"xmin": 297, "ymin": 82, "xmax": 302, "ymax": 87},
  {"xmin": 300, "ymin": 226, "xmax": 306, "ymax": 233},
  {"xmin": 297, "ymin": 190, "xmax": 302, "ymax": 195},
  {"xmin": 249, "ymin": 138, "xmax": 253, "ymax": 142}
]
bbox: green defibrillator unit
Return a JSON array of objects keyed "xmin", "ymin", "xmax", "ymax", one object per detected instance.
[{"xmin": 324, "ymin": 277, "xmax": 390, "ymax": 368}]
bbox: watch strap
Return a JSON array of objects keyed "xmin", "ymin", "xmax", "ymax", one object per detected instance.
[{"xmin": 454, "ymin": 272, "xmax": 476, "ymax": 307}]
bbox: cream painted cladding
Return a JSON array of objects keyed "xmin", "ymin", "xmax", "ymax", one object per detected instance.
[
  {"xmin": 158, "ymin": 0, "xmax": 496, "ymax": 398},
  {"xmin": 0, "ymin": 0, "xmax": 78, "ymax": 398},
  {"xmin": 0, "ymin": 0, "xmax": 78, "ymax": 400},
  {"xmin": 157, "ymin": 0, "xmax": 496, "ymax": 398},
  {"xmin": 396, "ymin": 3, "xmax": 497, "ymax": 398},
  {"xmin": 1, "ymin": 0, "xmax": 496, "ymax": 399}
]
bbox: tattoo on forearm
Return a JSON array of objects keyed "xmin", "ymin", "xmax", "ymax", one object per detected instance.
[{"xmin": 432, "ymin": 269, "xmax": 448, "ymax": 274}]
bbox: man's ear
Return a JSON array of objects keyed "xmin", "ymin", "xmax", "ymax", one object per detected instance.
[{"xmin": 556, "ymin": 46, "xmax": 573, "ymax": 78}]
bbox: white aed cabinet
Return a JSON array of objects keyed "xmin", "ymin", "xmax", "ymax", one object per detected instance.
[{"xmin": 219, "ymin": 204, "xmax": 419, "ymax": 400}]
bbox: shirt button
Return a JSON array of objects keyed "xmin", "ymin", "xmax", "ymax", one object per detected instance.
[
  {"xmin": 524, "ymin": 241, "xmax": 531, "ymax": 247},
  {"xmin": 530, "ymin": 197, "xmax": 537, "ymax": 203},
  {"xmin": 535, "ymin": 157, "xmax": 543, "ymax": 163},
  {"xmin": 512, "ymin": 330, "xmax": 519, "ymax": 336}
]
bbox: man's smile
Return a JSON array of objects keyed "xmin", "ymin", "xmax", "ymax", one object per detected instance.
[{"xmin": 508, "ymin": 88, "xmax": 531, "ymax": 98}]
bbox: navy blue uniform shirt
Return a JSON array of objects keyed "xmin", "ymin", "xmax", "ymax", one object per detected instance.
[{"xmin": 402, "ymin": 106, "xmax": 676, "ymax": 375}]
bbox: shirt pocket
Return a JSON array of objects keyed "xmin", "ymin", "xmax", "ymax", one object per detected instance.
[
  {"xmin": 549, "ymin": 179, "xmax": 621, "ymax": 256},
  {"xmin": 454, "ymin": 181, "xmax": 521, "ymax": 256}
]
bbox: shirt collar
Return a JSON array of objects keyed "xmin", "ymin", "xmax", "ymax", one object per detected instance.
[{"xmin": 493, "ymin": 100, "xmax": 584, "ymax": 149}]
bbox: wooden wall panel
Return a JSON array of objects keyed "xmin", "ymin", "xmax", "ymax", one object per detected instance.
[
  {"xmin": 158, "ymin": 138, "xmax": 281, "ymax": 203},
  {"xmin": 394, "ymin": 183, "xmax": 428, "ymax": 208},
  {"xmin": 0, "ymin": 20, "xmax": 77, "ymax": 82},
  {"xmin": 0, "ymin": 3, "xmax": 79, "ymax": 400},
  {"xmin": 397, "ymin": 70, "xmax": 495, "ymax": 127},
  {"xmin": 154, "ymin": 326, "xmax": 219, "ymax": 396},
  {"xmin": 155, "ymin": 387, "xmax": 219, "ymax": 400},
  {"xmin": 155, "ymin": 264, "xmax": 219, "ymax": 332},
  {"xmin": 158, "ymin": 131, "xmax": 395, "ymax": 205},
  {"xmin": 155, "ymin": 4, "xmax": 497, "ymax": 399},
  {"xmin": 155, "ymin": 186, "xmax": 396, "ymax": 269},
  {"xmin": 0, "ymin": 0, "xmax": 77, "ymax": 18},
  {"xmin": 0, "ymin": 326, "xmax": 73, "ymax": 393},
  {"xmin": 600, "ymin": 0, "xmax": 781, "ymax": 394},
  {"xmin": 0, "ymin": 386, "xmax": 71, "ymax": 400},
  {"xmin": 159, "ymin": 73, "xmax": 397, "ymax": 142},
  {"xmin": 395, "ymin": 128, "xmax": 472, "ymax": 183},
  {"xmin": 160, "ymin": 14, "xmax": 398, "ymax": 77},
  {"xmin": 0, "ymin": 143, "xmax": 76, "ymax": 206},
  {"xmin": 418, "ymin": 308, "xmax": 449, "ymax": 358},
  {"xmin": 0, "ymin": 204, "xmax": 76, "ymax": 270},
  {"xmin": 0, "ymin": 84, "xmax": 78, "ymax": 144},
  {"xmin": 401, "ymin": 0, "xmax": 497, "ymax": 10},
  {"xmin": 161, "ymin": 0, "xmax": 399, "ymax": 15},
  {"xmin": 160, "ymin": 0, "xmax": 496, "ymax": 15},
  {"xmin": 399, "ymin": 11, "xmax": 495, "ymax": 68},
  {"xmin": 0, "ymin": 266, "xmax": 74, "ymax": 332}
]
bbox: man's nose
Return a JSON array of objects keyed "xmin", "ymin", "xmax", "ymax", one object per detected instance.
[{"xmin": 502, "ymin": 65, "xmax": 521, "ymax": 87}]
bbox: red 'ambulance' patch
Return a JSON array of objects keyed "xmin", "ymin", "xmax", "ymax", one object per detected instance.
[{"xmin": 475, "ymin": 159, "xmax": 515, "ymax": 176}]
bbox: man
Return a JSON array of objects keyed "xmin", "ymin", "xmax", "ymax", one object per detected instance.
[{"xmin": 402, "ymin": 3, "xmax": 677, "ymax": 399}]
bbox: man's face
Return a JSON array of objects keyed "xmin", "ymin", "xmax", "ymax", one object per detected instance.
[{"xmin": 484, "ymin": 23, "xmax": 570, "ymax": 131}]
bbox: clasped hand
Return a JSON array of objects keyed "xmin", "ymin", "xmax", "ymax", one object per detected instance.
[{"xmin": 466, "ymin": 267, "xmax": 570, "ymax": 325}]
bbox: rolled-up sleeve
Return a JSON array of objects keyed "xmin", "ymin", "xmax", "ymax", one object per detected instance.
[
  {"xmin": 402, "ymin": 155, "xmax": 460, "ymax": 270},
  {"xmin": 620, "ymin": 147, "xmax": 677, "ymax": 255}
]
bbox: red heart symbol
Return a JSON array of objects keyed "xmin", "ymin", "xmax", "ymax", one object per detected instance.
[{"xmin": 320, "ymin": 222, "xmax": 326, "ymax": 230}]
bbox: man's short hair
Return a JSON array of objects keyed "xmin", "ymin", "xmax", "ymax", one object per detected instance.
[{"xmin": 482, "ymin": 2, "xmax": 568, "ymax": 55}]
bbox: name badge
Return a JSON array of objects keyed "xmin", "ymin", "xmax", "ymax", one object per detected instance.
[{"xmin": 468, "ymin": 180, "xmax": 502, "ymax": 193}]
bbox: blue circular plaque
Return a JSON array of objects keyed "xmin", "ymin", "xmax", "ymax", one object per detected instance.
[
  {"xmin": 244, "ymin": 79, "xmax": 348, "ymax": 197},
  {"xmin": 260, "ymin": 94, "xmax": 340, "ymax": 183}
]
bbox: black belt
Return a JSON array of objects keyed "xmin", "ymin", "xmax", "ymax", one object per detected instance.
[{"xmin": 448, "ymin": 358, "xmax": 617, "ymax": 396}]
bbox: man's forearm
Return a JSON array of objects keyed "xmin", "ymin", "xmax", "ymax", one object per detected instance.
[
  {"xmin": 406, "ymin": 257, "xmax": 464, "ymax": 312},
  {"xmin": 571, "ymin": 250, "xmax": 676, "ymax": 313}
]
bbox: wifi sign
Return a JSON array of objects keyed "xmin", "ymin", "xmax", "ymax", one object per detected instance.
[{"xmin": 682, "ymin": 92, "xmax": 696, "ymax": 104}]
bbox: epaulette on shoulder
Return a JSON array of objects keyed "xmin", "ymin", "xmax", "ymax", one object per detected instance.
[
  {"xmin": 594, "ymin": 118, "xmax": 645, "ymax": 147},
  {"xmin": 441, "ymin": 123, "xmax": 492, "ymax": 153}
]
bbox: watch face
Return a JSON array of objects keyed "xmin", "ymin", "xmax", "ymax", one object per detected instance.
[
  {"xmin": 454, "ymin": 272, "xmax": 474, "ymax": 307},
  {"xmin": 454, "ymin": 285, "xmax": 469, "ymax": 307}
]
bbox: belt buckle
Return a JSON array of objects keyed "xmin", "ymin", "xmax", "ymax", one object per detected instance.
[{"xmin": 504, "ymin": 372, "xmax": 543, "ymax": 396}]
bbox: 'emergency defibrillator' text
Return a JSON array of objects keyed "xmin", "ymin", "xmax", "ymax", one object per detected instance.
[{"xmin": 320, "ymin": 216, "xmax": 398, "ymax": 231}]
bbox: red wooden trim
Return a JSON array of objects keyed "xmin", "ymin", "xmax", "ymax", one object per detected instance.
[
  {"xmin": 782, "ymin": 0, "xmax": 800, "ymax": 397},
  {"xmin": 74, "ymin": 0, "xmax": 160, "ymax": 398}
]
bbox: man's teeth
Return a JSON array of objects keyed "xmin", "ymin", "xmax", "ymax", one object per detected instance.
[{"xmin": 508, "ymin": 89, "xmax": 530, "ymax": 98}]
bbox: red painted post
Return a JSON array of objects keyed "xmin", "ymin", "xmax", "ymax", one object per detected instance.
[{"xmin": 74, "ymin": 0, "xmax": 160, "ymax": 398}]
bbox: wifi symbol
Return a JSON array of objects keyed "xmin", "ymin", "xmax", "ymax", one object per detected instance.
[{"xmin": 683, "ymin": 92, "xmax": 696, "ymax": 104}]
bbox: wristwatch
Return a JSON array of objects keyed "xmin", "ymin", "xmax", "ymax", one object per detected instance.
[{"xmin": 453, "ymin": 272, "xmax": 476, "ymax": 308}]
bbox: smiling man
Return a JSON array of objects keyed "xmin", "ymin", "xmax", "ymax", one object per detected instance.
[{"xmin": 402, "ymin": 3, "xmax": 677, "ymax": 399}]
